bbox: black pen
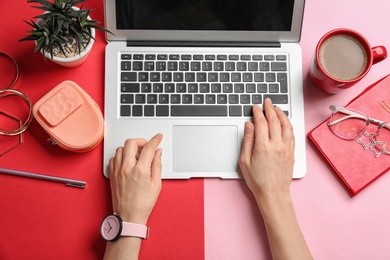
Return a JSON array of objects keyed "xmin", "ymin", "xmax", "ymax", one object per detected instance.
[{"xmin": 0, "ymin": 168, "xmax": 86, "ymax": 189}]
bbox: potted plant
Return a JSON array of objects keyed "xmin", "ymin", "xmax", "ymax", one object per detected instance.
[{"xmin": 19, "ymin": 0, "xmax": 112, "ymax": 68}]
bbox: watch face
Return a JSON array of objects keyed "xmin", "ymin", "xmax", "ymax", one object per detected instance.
[{"xmin": 101, "ymin": 215, "xmax": 122, "ymax": 241}]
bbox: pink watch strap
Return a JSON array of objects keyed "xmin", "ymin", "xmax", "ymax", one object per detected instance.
[{"xmin": 121, "ymin": 222, "xmax": 150, "ymax": 239}]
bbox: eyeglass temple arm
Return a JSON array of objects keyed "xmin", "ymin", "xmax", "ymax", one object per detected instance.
[{"xmin": 328, "ymin": 105, "xmax": 386, "ymax": 126}]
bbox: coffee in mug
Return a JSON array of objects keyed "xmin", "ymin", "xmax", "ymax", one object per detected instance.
[{"xmin": 310, "ymin": 28, "xmax": 387, "ymax": 94}]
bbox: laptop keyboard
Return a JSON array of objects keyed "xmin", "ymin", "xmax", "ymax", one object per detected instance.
[{"xmin": 119, "ymin": 53, "xmax": 289, "ymax": 117}]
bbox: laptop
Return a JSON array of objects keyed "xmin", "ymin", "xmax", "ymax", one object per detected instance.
[{"xmin": 103, "ymin": 0, "xmax": 306, "ymax": 179}]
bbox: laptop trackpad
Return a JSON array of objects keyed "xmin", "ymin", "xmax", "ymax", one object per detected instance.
[{"xmin": 172, "ymin": 125, "xmax": 238, "ymax": 172}]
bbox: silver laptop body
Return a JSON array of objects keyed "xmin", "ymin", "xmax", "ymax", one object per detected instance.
[{"xmin": 103, "ymin": 0, "xmax": 306, "ymax": 179}]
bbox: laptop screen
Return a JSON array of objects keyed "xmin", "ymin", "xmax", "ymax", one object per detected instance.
[
  {"xmin": 115, "ymin": 0, "xmax": 294, "ymax": 31},
  {"xmin": 105, "ymin": 0, "xmax": 304, "ymax": 42}
]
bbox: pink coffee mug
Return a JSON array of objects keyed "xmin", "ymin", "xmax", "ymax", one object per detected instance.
[{"xmin": 310, "ymin": 28, "xmax": 387, "ymax": 94}]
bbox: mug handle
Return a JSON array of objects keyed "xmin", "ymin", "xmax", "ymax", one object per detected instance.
[{"xmin": 372, "ymin": 46, "xmax": 387, "ymax": 64}]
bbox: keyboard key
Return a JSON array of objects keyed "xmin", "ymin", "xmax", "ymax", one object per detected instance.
[
  {"xmin": 145, "ymin": 54, "xmax": 156, "ymax": 60},
  {"xmin": 225, "ymin": 62, "xmax": 235, "ymax": 71},
  {"xmin": 243, "ymin": 105, "xmax": 253, "ymax": 116},
  {"xmin": 229, "ymin": 105, "xmax": 242, "ymax": 116},
  {"xmin": 156, "ymin": 62, "xmax": 166, "ymax": 71},
  {"xmin": 181, "ymin": 55, "xmax": 191, "ymax": 60},
  {"xmin": 121, "ymin": 105, "xmax": 131, "ymax": 116},
  {"xmin": 168, "ymin": 61, "xmax": 178, "ymax": 71},
  {"xmin": 133, "ymin": 54, "xmax": 144, "ymax": 60},
  {"xmin": 266, "ymin": 73, "xmax": 276, "ymax": 82},
  {"xmin": 252, "ymin": 55, "xmax": 263, "ymax": 60},
  {"xmin": 277, "ymin": 73, "xmax": 288, "ymax": 93},
  {"xmin": 202, "ymin": 62, "xmax": 213, "ymax": 71},
  {"xmin": 185, "ymin": 72, "xmax": 196, "ymax": 82},
  {"xmin": 179, "ymin": 61, "xmax": 189, "ymax": 71},
  {"xmin": 182, "ymin": 94, "xmax": 192, "ymax": 104},
  {"xmin": 211, "ymin": 83, "xmax": 222, "ymax": 93},
  {"xmin": 144, "ymin": 105, "xmax": 154, "ymax": 116},
  {"xmin": 171, "ymin": 94, "xmax": 181, "ymax": 104},
  {"xmin": 237, "ymin": 62, "xmax": 247, "ymax": 71},
  {"xmin": 240, "ymin": 55, "xmax": 251, "ymax": 60},
  {"xmin": 252, "ymin": 94, "xmax": 262, "ymax": 104},
  {"xmin": 157, "ymin": 54, "xmax": 168, "ymax": 60},
  {"xmin": 217, "ymin": 94, "xmax": 228, "ymax": 104},
  {"xmin": 135, "ymin": 94, "xmax": 146, "ymax": 104},
  {"xmin": 147, "ymin": 94, "xmax": 157, "ymax": 104},
  {"xmin": 246, "ymin": 83, "xmax": 256, "ymax": 93},
  {"xmin": 240, "ymin": 94, "xmax": 250, "ymax": 104},
  {"xmin": 194, "ymin": 94, "xmax": 204, "ymax": 104},
  {"xmin": 133, "ymin": 61, "xmax": 143, "ymax": 70},
  {"xmin": 132, "ymin": 105, "xmax": 143, "ymax": 116},
  {"xmin": 171, "ymin": 105, "xmax": 228, "ymax": 116},
  {"xmin": 205, "ymin": 55, "xmax": 215, "ymax": 60},
  {"xmin": 153, "ymin": 83, "xmax": 163, "ymax": 92},
  {"xmin": 229, "ymin": 94, "xmax": 239, "ymax": 104},
  {"xmin": 156, "ymin": 105, "xmax": 169, "ymax": 116},
  {"xmin": 264, "ymin": 94, "xmax": 288, "ymax": 104},
  {"xmin": 144, "ymin": 61, "xmax": 154, "ymax": 70},
  {"xmin": 188, "ymin": 83, "xmax": 198, "ymax": 93},
  {"xmin": 121, "ymin": 54, "xmax": 132, "ymax": 60},
  {"xmin": 234, "ymin": 83, "xmax": 245, "ymax": 93},
  {"xmin": 169, "ymin": 54, "xmax": 180, "ymax": 60},
  {"xmin": 217, "ymin": 55, "xmax": 227, "ymax": 60},
  {"xmin": 276, "ymin": 55, "xmax": 287, "ymax": 61},
  {"xmin": 197, "ymin": 72, "xmax": 207, "ymax": 82},
  {"xmin": 206, "ymin": 94, "xmax": 216, "ymax": 104},
  {"xmin": 121, "ymin": 94, "xmax": 134, "ymax": 103},
  {"xmin": 121, "ymin": 83, "xmax": 139, "ymax": 92},
  {"xmin": 141, "ymin": 83, "xmax": 152, "ymax": 92},
  {"xmin": 269, "ymin": 83, "xmax": 279, "ymax": 93},
  {"xmin": 121, "ymin": 61, "xmax": 131, "ymax": 71},
  {"xmin": 271, "ymin": 62, "xmax": 287, "ymax": 71},
  {"xmin": 193, "ymin": 55, "xmax": 204, "ymax": 60},
  {"xmin": 121, "ymin": 72, "xmax": 137, "ymax": 82},
  {"xmin": 200, "ymin": 83, "xmax": 210, "ymax": 93},
  {"xmin": 220, "ymin": 73, "xmax": 230, "ymax": 82},
  {"xmin": 191, "ymin": 62, "xmax": 201, "ymax": 71},
  {"xmin": 208, "ymin": 73, "xmax": 218, "ymax": 82},
  {"xmin": 260, "ymin": 62, "xmax": 270, "ymax": 71},
  {"xmin": 159, "ymin": 94, "xmax": 169, "ymax": 104},
  {"xmin": 223, "ymin": 83, "xmax": 233, "ymax": 93}
]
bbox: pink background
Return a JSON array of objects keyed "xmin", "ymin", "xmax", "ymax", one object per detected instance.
[
  {"xmin": 1, "ymin": 0, "xmax": 390, "ymax": 259},
  {"xmin": 205, "ymin": 0, "xmax": 390, "ymax": 259}
]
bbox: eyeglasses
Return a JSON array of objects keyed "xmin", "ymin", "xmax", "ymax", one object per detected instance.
[{"xmin": 327, "ymin": 105, "xmax": 390, "ymax": 157}]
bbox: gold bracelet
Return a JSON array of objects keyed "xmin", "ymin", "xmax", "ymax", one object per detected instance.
[
  {"xmin": 0, "ymin": 89, "xmax": 33, "ymax": 136},
  {"xmin": 0, "ymin": 52, "xmax": 20, "ymax": 89}
]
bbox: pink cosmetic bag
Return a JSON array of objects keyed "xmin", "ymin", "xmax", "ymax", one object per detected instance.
[{"xmin": 33, "ymin": 80, "xmax": 104, "ymax": 152}]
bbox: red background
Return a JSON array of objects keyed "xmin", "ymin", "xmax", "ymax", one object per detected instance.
[{"xmin": 0, "ymin": 1, "xmax": 204, "ymax": 259}]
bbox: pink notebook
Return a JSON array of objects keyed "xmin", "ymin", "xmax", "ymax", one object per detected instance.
[{"xmin": 308, "ymin": 75, "xmax": 390, "ymax": 196}]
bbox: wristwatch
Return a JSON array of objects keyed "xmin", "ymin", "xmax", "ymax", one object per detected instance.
[{"xmin": 100, "ymin": 214, "xmax": 150, "ymax": 242}]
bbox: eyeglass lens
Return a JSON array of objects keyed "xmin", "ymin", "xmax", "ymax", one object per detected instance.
[{"xmin": 329, "ymin": 110, "xmax": 368, "ymax": 140}]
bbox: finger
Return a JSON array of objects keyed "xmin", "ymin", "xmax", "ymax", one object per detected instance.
[
  {"xmin": 239, "ymin": 121, "xmax": 255, "ymax": 169},
  {"xmin": 263, "ymin": 98, "xmax": 282, "ymax": 141},
  {"xmin": 275, "ymin": 106, "xmax": 295, "ymax": 146},
  {"xmin": 112, "ymin": 147, "xmax": 124, "ymax": 176},
  {"xmin": 151, "ymin": 148, "xmax": 163, "ymax": 181},
  {"xmin": 252, "ymin": 104, "xmax": 269, "ymax": 143},
  {"xmin": 121, "ymin": 138, "xmax": 148, "ymax": 167},
  {"xmin": 137, "ymin": 133, "xmax": 163, "ymax": 169}
]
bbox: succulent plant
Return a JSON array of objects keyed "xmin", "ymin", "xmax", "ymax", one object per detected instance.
[{"xmin": 19, "ymin": 0, "xmax": 112, "ymax": 60}]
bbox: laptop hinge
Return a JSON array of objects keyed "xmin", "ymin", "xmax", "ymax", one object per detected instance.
[{"xmin": 126, "ymin": 41, "xmax": 281, "ymax": 48}]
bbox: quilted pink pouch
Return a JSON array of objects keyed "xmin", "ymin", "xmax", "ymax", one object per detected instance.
[{"xmin": 33, "ymin": 80, "xmax": 104, "ymax": 152}]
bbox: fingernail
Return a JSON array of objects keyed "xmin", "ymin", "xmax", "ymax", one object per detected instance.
[{"xmin": 244, "ymin": 122, "xmax": 253, "ymax": 132}]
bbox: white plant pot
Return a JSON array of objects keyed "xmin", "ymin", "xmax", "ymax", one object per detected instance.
[
  {"xmin": 44, "ymin": 27, "xmax": 95, "ymax": 68},
  {"xmin": 38, "ymin": 7, "xmax": 96, "ymax": 68}
]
